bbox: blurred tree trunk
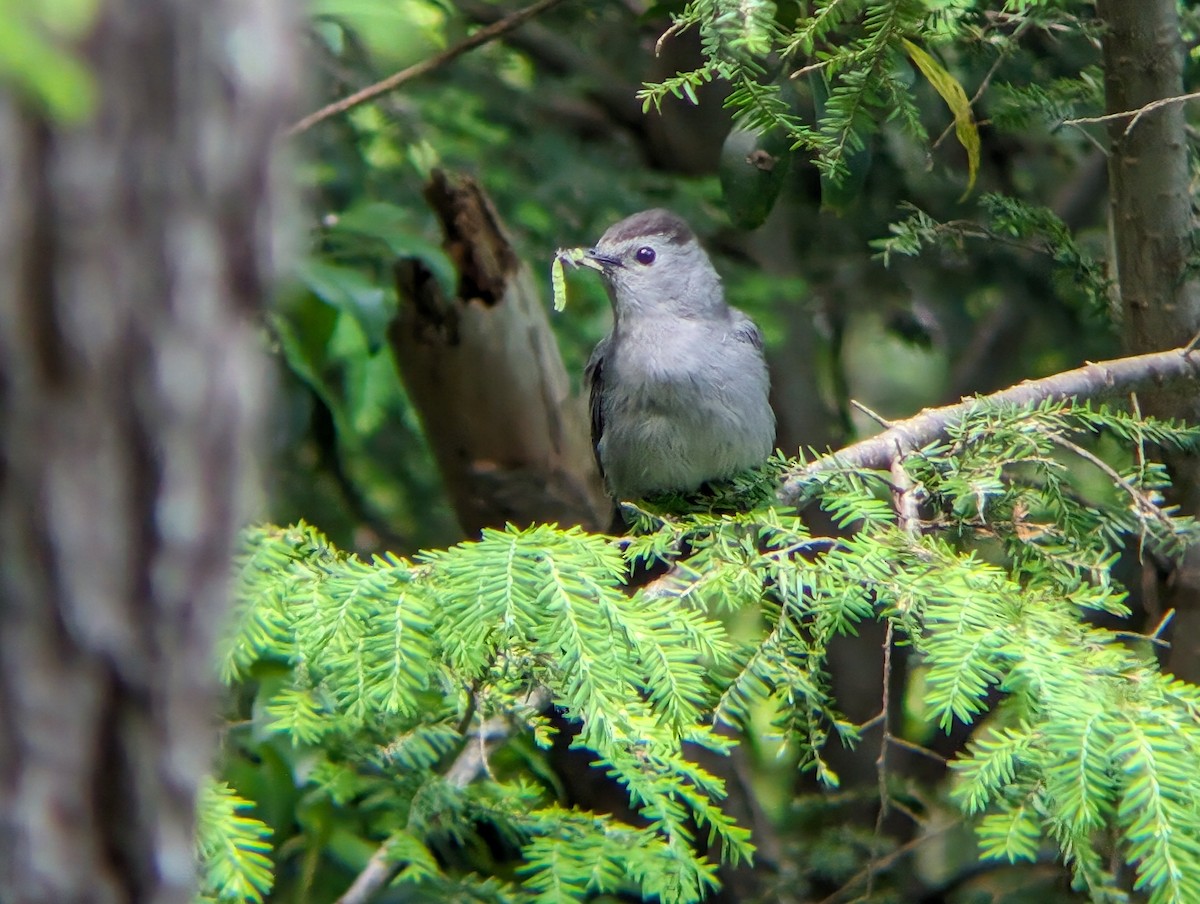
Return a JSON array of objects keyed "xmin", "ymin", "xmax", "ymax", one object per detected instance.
[
  {"xmin": 1096, "ymin": 0, "xmax": 1200, "ymax": 678},
  {"xmin": 0, "ymin": 2, "xmax": 294, "ymax": 902}
]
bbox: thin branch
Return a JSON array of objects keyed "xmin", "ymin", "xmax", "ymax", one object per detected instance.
[
  {"xmin": 815, "ymin": 819, "xmax": 959, "ymax": 904},
  {"xmin": 789, "ymin": 57, "xmax": 834, "ymax": 80},
  {"xmin": 335, "ymin": 689, "xmax": 550, "ymax": 904},
  {"xmin": 851, "ymin": 399, "xmax": 895, "ymax": 430},
  {"xmin": 1045, "ymin": 432, "xmax": 1176, "ymax": 530},
  {"xmin": 1129, "ymin": 391, "xmax": 1151, "ymax": 570},
  {"xmin": 890, "ymin": 453, "xmax": 922, "ymax": 535},
  {"xmin": 288, "ymin": 0, "xmax": 567, "ymax": 136},
  {"xmin": 887, "ymin": 734, "xmax": 948, "ymax": 765},
  {"xmin": 867, "ymin": 620, "xmax": 895, "ymax": 900},
  {"xmin": 1063, "ymin": 119, "xmax": 1113, "ymax": 156},
  {"xmin": 1113, "ymin": 627, "xmax": 1172, "ymax": 649},
  {"xmin": 1061, "ymin": 89, "xmax": 1200, "ymax": 136},
  {"xmin": 336, "ymin": 845, "xmax": 396, "ymax": 904},
  {"xmin": 780, "ymin": 346, "xmax": 1200, "ymax": 504},
  {"xmin": 931, "ymin": 17, "xmax": 1031, "ymax": 151},
  {"xmin": 857, "ymin": 711, "xmax": 885, "ymax": 733},
  {"xmin": 655, "ymin": 17, "xmax": 690, "ymax": 56},
  {"xmin": 1151, "ymin": 608, "xmax": 1176, "ymax": 639},
  {"xmin": 866, "ymin": 456, "xmax": 928, "ymax": 898}
]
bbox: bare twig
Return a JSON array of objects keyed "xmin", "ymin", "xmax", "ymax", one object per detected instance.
[
  {"xmin": 887, "ymin": 735, "xmax": 948, "ymax": 765},
  {"xmin": 1061, "ymin": 90, "xmax": 1200, "ymax": 137},
  {"xmin": 789, "ymin": 57, "xmax": 833, "ymax": 80},
  {"xmin": 815, "ymin": 819, "xmax": 959, "ymax": 904},
  {"xmin": 780, "ymin": 346, "xmax": 1200, "ymax": 504},
  {"xmin": 1113, "ymin": 628, "xmax": 1172, "ymax": 648},
  {"xmin": 851, "ymin": 399, "xmax": 895, "ymax": 430},
  {"xmin": 857, "ymin": 711, "xmax": 885, "ymax": 733},
  {"xmin": 336, "ymin": 845, "xmax": 397, "ymax": 904},
  {"xmin": 444, "ymin": 714, "xmax": 511, "ymax": 786},
  {"xmin": 1151, "ymin": 608, "xmax": 1176, "ymax": 639},
  {"xmin": 867, "ymin": 619, "xmax": 896, "ymax": 900},
  {"xmin": 335, "ymin": 688, "xmax": 550, "ymax": 904},
  {"xmin": 930, "ymin": 16, "xmax": 1033, "ymax": 150},
  {"xmin": 655, "ymin": 17, "xmax": 689, "ymax": 56},
  {"xmin": 890, "ymin": 453, "xmax": 922, "ymax": 535},
  {"xmin": 1045, "ymin": 432, "xmax": 1176, "ymax": 531},
  {"xmin": 288, "ymin": 0, "xmax": 567, "ymax": 136},
  {"xmin": 1064, "ymin": 121, "xmax": 1113, "ymax": 156},
  {"xmin": 866, "ymin": 456, "xmax": 927, "ymax": 898},
  {"xmin": 930, "ymin": 27, "xmax": 1020, "ymax": 151}
]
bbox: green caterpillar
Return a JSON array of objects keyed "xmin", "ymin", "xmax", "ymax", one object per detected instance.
[{"xmin": 551, "ymin": 247, "xmax": 603, "ymax": 311}]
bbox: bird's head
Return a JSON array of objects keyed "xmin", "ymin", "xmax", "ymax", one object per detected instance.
[{"xmin": 586, "ymin": 209, "xmax": 724, "ymax": 320}]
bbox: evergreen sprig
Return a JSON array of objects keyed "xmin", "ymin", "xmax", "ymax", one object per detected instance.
[
  {"xmin": 990, "ymin": 66, "xmax": 1105, "ymax": 131},
  {"xmin": 874, "ymin": 196, "xmax": 1112, "ymax": 314},
  {"xmin": 639, "ymin": 1, "xmax": 1107, "ymax": 198},
  {"xmin": 205, "ymin": 402, "xmax": 1200, "ymax": 903},
  {"xmin": 195, "ymin": 779, "xmax": 274, "ymax": 904},
  {"xmin": 212, "ymin": 522, "xmax": 747, "ymax": 902},
  {"xmin": 639, "ymin": 0, "xmax": 960, "ymax": 183}
]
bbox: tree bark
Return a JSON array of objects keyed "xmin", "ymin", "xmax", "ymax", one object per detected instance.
[
  {"xmin": 780, "ymin": 346, "xmax": 1200, "ymax": 500},
  {"xmin": 1098, "ymin": 0, "xmax": 1198, "ymax": 357},
  {"xmin": 392, "ymin": 170, "xmax": 609, "ymax": 535},
  {"xmin": 0, "ymin": 2, "xmax": 295, "ymax": 902},
  {"xmin": 1096, "ymin": 0, "xmax": 1200, "ymax": 678}
]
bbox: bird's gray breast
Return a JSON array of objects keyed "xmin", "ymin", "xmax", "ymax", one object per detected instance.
[{"xmin": 597, "ymin": 312, "xmax": 773, "ymax": 497}]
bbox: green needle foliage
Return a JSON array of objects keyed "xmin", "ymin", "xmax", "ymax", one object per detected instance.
[
  {"xmin": 874, "ymin": 196, "xmax": 1112, "ymax": 316},
  {"xmin": 204, "ymin": 400, "xmax": 1200, "ymax": 902},
  {"xmin": 640, "ymin": 0, "xmax": 941, "ymax": 183},
  {"xmin": 214, "ymin": 521, "xmax": 750, "ymax": 902},
  {"xmin": 196, "ymin": 779, "xmax": 275, "ymax": 904}
]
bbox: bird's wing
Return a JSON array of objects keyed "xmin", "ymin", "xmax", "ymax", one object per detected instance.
[
  {"xmin": 730, "ymin": 309, "xmax": 765, "ymax": 350},
  {"xmin": 584, "ymin": 335, "xmax": 610, "ymax": 476}
]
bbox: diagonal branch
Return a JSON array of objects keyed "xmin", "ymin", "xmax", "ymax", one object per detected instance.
[
  {"xmin": 1062, "ymin": 89, "xmax": 1200, "ymax": 137},
  {"xmin": 334, "ymin": 689, "xmax": 550, "ymax": 904},
  {"xmin": 816, "ymin": 819, "xmax": 959, "ymax": 904},
  {"xmin": 288, "ymin": 0, "xmax": 567, "ymax": 136},
  {"xmin": 1045, "ymin": 432, "xmax": 1176, "ymax": 530},
  {"xmin": 779, "ymin": 346, "xmax": 1200, "ymax": 504}
]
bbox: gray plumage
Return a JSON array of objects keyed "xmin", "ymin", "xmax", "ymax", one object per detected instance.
[{"xmin": 583, "ymin": 209, "xmax": 775, "ymax": 499}]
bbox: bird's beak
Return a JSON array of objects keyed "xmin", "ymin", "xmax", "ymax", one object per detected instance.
[{"xmin": 586, "ymin": 248, "xmax": 621, "ymax": 269}]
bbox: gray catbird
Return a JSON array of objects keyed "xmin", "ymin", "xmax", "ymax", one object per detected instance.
[{"xmin": 583, "ymin": 209, "xmax": 775, "ymax": 499}]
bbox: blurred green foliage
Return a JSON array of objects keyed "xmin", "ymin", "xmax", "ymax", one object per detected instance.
[{"xmin": 0, "ymin": 0, "xmax": 98, "ymax": 120}]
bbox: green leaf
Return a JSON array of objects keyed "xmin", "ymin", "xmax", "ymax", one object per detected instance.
[
  {"xmin": 327, "ymin": 201, "xmax": 457, "ymax": 297},
  {"xmin": 977, "ymin": 800, "xmax": 1042, "ymax": 863},
  {"xmin": 0, "ymin": 1, "xmax": 98, "ymax": 121},
  {"xmin": 810, "ymin": 72, "xmax": 872, "ymax": 211},
  {"xmin": 294, "ymin": 259, "xmax": 395, "ymax": 354},
  {"xmin": 902, "ymin": 38, "xmax": 979, "ymax": 200},
  {"xmin": 719, "ymin": 127, "xmax": 792, "ymax": 229}
]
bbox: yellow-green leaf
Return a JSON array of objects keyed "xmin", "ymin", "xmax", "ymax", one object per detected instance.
[
  {"xmin": 0, "ymin": 1, "xmax": 99, "ymax": 122},
  {"xmin": 902, "ymin": 38, "xmax": 979, "ymax": 201}
]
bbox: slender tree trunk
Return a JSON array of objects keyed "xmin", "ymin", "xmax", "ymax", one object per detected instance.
[
  {"xmin": 0, "ymin": 2, "xmax": 295, "ymax": 902},
  {"xmin": 1096, "ymin": 0, "xmax": 1200, "ymax": 677},
  {"xmin": 1098, "ymin": 0, "xmax": 1198, "ymax": 355}
]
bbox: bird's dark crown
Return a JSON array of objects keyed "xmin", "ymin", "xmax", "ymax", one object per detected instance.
[{"xmin": 600, "ymin": 209, "xmax": 694, "ymax": 247}]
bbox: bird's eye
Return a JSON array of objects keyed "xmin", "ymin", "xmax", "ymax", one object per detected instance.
[{"xmin": 635, "ymin": 246, "xmax": 656, "ymax": 265}]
